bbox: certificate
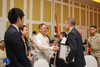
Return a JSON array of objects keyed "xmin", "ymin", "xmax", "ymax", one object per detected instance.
[{"xmin": 58, "ymin": 44, "xmax": 70, "ymax": 60}]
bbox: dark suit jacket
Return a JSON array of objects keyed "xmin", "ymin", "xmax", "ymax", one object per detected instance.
[
  {"xmin": 4, "ymin": 25, "xmax": 32, "ymax": 67},
  {"xmin": 66, "ymin": 28, "xmax": 85, "ymax": 67}
]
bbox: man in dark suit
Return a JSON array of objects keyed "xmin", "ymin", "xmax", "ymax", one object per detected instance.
[
  {"xmin": 4, "ymin": 8, "xmax": 32, "ymax": 67},
  {"xmin": 64, "ymin": 18, "xmax": 85, "ymax": 67}
]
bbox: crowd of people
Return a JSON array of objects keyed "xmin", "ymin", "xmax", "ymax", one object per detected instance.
[{"xmin": 0, "ymin": 7, "xmax": 100, "ymax": 67}]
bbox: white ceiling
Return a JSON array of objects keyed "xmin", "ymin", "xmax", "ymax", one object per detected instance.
[{"xmin": 71, "ymin": 0, "xmax": 100, "ymax": 9}]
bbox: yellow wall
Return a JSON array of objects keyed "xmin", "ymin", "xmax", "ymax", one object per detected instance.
[
  {"xmin": 94, "ymin": 13, "xmax": 97, "ymax": 27},
  {"xmin": 74, "ymin": 2, "xmax": 79, "ymax": 6},
  {"xmin": 14, "ymin": 0, "xmax": 24, "ymax": 11},
  {"xmin": 87, "ymin": 11, "xmax": 88, "ymax": 26},
  {"xmin": 70, "ymin": 7, "xmax": 72, "ymax": 18},
  {"xmin": 63, "ymin": 0, "xmax": 69, "ymax": 3},
  {"xmin": 43, "ymin": 0, "xmax": 51, "ymax": 22},
  {"xmin": 32, "ymin": 24, "xmax": 39, "ymax": 35},
  {"xmin": 74, "ymin": 8, "xmax": 79, "ymax": 25},
  {"xmin": 81, "ymin": 9, "xmax": 86, "ymax": 26},
  {"xmin": 6, "ymin": 0, "xmax": 10, "ymax": 17},
  {"xmin": 27, "ymin": 0, "xmax": 30, "ymax": 20},
  {"xmin": 98, "ymin": 14, "xmax": 100, "ymax": 28},
  {"xmin": 32, "ymin": 0, "xmax": 40, "ymax": 21},
  {"xmin": 81, "ymin": 4, "xmax": 86, "ymax": 8},
  {"xmin": 55, "ymin": 3, "xmax": 61, "ymax": 23},
  {"xmin": 6, "ymin": 21, "xmax": 10, "ymax": 30},
  {"xmin": 63, "ymin": 5, "xmax": 68, "ymax": 24},
  {"xmin": 63, "ymin": 26, "xmax": 66, "ymax": 32},
  {"xmin": 0, "ymin": 0, "xmax": 2, "ymax": 17},
  {"xmin": 90, "ymin": 12, "xmax": 93, "ymax": 26},
  {"xmin": 63, "ymin": 26, "xmax": 68, "ymax": 33}
]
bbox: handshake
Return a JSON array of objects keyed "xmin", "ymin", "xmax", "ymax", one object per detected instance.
[{"xmin": 53, "ymin": 46, "xmax": 59, "ymax": 52}]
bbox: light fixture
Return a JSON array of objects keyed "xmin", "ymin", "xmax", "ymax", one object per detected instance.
[{"xmin": 93, "ymin": 0, "xmax": 100, "ymax": 3}]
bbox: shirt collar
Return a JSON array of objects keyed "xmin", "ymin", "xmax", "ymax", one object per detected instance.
[
  {"xmin": 93, "ymin": 33, "xmax": 98, "ymax": 38},
  {"xmin": 39, "ymin": 33, "xmax": 46, "ymax": 38},
  {"xmin": 69, "ymin": 28, "xmax": 74, "ymax": 33},
  {"xmin": 12, "ymin": 24, "xmax": 19, "ymax": 32}
]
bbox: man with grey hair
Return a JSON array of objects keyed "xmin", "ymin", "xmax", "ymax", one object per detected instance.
[{"xmin": 64, "ymin": 18, "xmax": 85, "ymax": 67}]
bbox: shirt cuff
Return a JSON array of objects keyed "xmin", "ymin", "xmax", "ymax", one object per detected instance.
[{"xmin": 50, "ymin": 47, "xmax": 53, "ymax": 51}]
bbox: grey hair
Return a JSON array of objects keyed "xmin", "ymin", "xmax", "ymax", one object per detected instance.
[{"xmin": 67, "ymin": 18, "xmax": 75, "ymax": 26}]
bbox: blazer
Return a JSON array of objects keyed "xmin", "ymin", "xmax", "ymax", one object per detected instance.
[
  {"xmin": 66, "ymin": 28, "xmax": 85, "ymax": 67},
  {"xmin": 4, "ymin": 25, "xmax": 31, "ymax": 67}
]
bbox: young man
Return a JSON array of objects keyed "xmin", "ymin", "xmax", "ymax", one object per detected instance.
[
  {"xmin": 4, "ymin": 8, "xmax": 31, "ymax": 67},
  {"xmin": 86, "ymin": 26, "xmax": 100, "ymax": 67}
]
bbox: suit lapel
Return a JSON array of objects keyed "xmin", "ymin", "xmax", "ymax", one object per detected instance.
[
  {"xmin": 66, "ymin": 28, "xmax": 75, "ymax": 45},
  {"xmin": 11, "ymin": 25, "xmax": 25, "ymax": 50}
]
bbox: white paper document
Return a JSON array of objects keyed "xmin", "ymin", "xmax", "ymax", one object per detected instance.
[
  {"xmin": 60, "ymin": 37, "xmax": 67, "ymax": 44},
  {"xmin": 59, "ymin": 45, "xmax": 67, "ymax": 59}
]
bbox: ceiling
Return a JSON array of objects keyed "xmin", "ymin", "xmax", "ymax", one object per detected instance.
[{"xmin": 71, "ymin": 0, "xmax": 100, "ymax": 9}]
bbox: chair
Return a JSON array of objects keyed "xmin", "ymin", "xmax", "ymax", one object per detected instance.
[
  {"xmin": 33, "ymin": 59, "xmax": 49, "ymax": 67},
  {"xmin": 85, "ymin": 55, "xmax": 98, "ymax": 67}
]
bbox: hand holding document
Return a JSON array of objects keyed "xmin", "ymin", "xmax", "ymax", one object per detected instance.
[
  {"xmin": 59, "ymin": 45, "xmax": 67, "ymax": 59},
  {"xmin": 58, "ymin": 45, "xmax": 70, "ymax": 59},
  {"xmin": 53, "ymin": 46, "xmax": 59, "ymax": 52},
  {"xmin": 60, "ymin": 37, "xmax": 67, "ymax": 44},
  {"xmin": 58, "ymin": 37, "xmax": 70, "ymax": 60}
]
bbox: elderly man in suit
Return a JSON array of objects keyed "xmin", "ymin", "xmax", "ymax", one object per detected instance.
[
  {"xmin": 34, "ymin": 23, "xmax": 59, "ymax": 63},
  {"xmin": 4, "ymin": 8, "xmax": 31, "ymax": 67},
  {"xmin": 64, "ymin": 18, "xmax": 85, "ymax": 67}
]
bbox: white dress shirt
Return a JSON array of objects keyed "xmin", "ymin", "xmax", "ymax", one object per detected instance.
[
  {"xmin": 34, "ymin": 33, "xmax": 53, "ymax": 62},
  {"xmin": 31, "ymin": 35, "xmax": 36, "ymax": 43},
  {"xmin": 69, "ymin": 28, "xmax": 74, "ymax": 33},
  {"xmin": 12, "ymin": 24, "xmax": 19, "ymax": 32}
]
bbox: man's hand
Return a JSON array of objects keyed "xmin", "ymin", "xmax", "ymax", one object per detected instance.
[
  {"xmin": 52, "ymin": 38, "xmax": 58, "ymax": 45},
  {"xmin": 27, "ymin": 56, "xmax": 32, "ymax": 61},
  {"xmin": 53, "ymin": 46, "xmax": 59, "ymax": 52},
  {"xmin": 85, "ymin": 47, "xmax": 89, "ymax": 55},
  {"xmin": 64, "ymin": 59, "xmax": 69, "ymax": 64}
]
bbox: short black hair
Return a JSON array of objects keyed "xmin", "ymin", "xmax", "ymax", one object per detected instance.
[
  {"xmin": 61, "ymin": 32, "xmax": 67, "ymax": 38},
  {"xmin": 8, "ymin": 8, "xmax": 25, "ymax": 24},
  {"xmin": 32, "ymin": 31, "xmax": 36, "ymax": 34},
  {"xmin": 39, "ymin": 23, "xmax": 46, "ymax": 29},
  {"xmin": 90, "ymin": 26, "xmax": 97, "ymax": 29}
]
